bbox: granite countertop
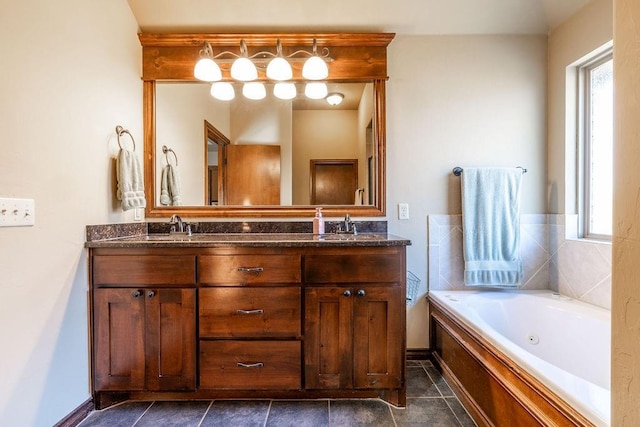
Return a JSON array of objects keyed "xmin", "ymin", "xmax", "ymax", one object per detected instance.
[
  {"xmin": 85, "ymin": 221, "xmax": 410, "ymax": 248},
  {"xmin": 85, "ymin": 232, "xmax": 411, "ymax": 248}
]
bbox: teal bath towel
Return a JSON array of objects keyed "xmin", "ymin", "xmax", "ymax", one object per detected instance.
[{"xmin": 461, "ymin": 167, "xmax": 523, "ymax": 286}]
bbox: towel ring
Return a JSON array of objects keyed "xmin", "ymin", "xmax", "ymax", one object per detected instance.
[
  {"xmin": 115, "ymin": 126, "xmax": 136, "ymax": 151},
  {"xmin": 162, "ymin": 145, "xmax": 179, "ymax": 166}
]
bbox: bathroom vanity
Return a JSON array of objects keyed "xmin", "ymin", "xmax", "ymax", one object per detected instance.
[{"xmin": 86, "ymin": 231, "xmax": 409, "ymax": 409}]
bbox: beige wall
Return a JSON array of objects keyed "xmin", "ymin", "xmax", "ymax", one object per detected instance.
[
  {"xmin": 547, "ymin": 0, "xmax": 613, "ymax": 214},
  {"xmin": 386, "ymin": 35, "xmax": 548, "ymax": 348},
  {"xmin": 0, "ymin": 1, "xmax": 141, "ymax": 425},
  {"xmin": 292, "ymin": 110, "xmax": 360, "ymax": 205},
  {"xmin": 156, "ymin": 84, "xmax": 231, "ymax": 205},
  {"xmin": 613, "ymin": 0, "xmax": 640, "ymax": 424}
]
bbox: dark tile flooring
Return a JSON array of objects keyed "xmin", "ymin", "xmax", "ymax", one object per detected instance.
[{"xmin": 78, "ymin": 360, "xmax": 476, "ymax": 426}]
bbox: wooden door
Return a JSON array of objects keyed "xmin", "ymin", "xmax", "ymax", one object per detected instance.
[
  {"xmin": 208, "ymin": 166, "xmax": 218, "ymax": 205},
  {"xmin": 94, "ymin": 288, "xmax": 146, "ymax": 391},
  {"xmin": 352, "ymin": 285, "xmax": 403, "ymax": 389},
  {"xmin": 304, "ymin": 287, "xmax": 353, "ymax": 389},
  {"xmin": 145, "ymin": 289, "xmax": 196, "ymax": 391},
  {"xmin": 227, "ymin": 145, "xmax": 281, "ymax": 205},
  {"xmin": 310, "ymin": 159, "xmax": 358, "ymax": 205}
]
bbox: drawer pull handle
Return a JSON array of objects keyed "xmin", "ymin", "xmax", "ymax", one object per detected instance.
[
  {"xmin": 357, "ymin": 289, "xmax": 366, "ymax": 297},
  {"xmin": 237, "ymin": 267, "xmax": 264, "ymax": 274},
  {"xmin": 132, "ymin": 290, "xmax": 142, "ymax": 298},
  {"xmin": 237, "ymin": 362, "xmax": 264, "ymax": 368},
  {"xmin": 236, "ymin": 309, "xmax": 264, "ymax": 315}
]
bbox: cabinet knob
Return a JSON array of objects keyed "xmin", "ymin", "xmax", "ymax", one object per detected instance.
[
  {"xmin": 343, "ymin": 290, "xmax": 352, "ymax": 297},
  {"xmin": 357, "ymin": 289, "xmax": 366, "ymax": 297},
  {"xmin": 132, "ymin": 290, "xmax": 142, "ymax": 298},
  {"xmin": 147, "ymin": 290, "xmax": 156, "ymax": 298}
]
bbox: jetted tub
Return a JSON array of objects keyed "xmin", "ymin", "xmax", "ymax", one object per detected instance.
[{"xmin": 428, "ymin": 290, "xmax": 610, "ymax": 426}]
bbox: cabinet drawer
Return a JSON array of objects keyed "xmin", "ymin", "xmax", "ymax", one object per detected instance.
[
  {"xmin": 199, "ymin": 287, "xmax": 301, "ymax": 338},
  {"xmin": 304, "ymin": 254, "xmax": 402, "ymax": 283},
  {"xmin": 198, "ymin": 255, "xmax": 301, "ymax": 284},
  {"xmin": 93, "ymin": 255, "xmax": 196, "ymax": 286},
  {"xmin": 200, "ymin": 340, "xmax": 301, "ymax": 389}
]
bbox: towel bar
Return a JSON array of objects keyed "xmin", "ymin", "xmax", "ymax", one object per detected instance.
[{"xmin": 452, "ymin": 166, "xmax": 527, "ymax": 176}]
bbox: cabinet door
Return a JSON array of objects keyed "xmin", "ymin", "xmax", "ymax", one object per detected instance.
[
  {"xmin": 304, "ymin": 287, "xmax": 353, "ymax": 389},
  {"xmin": 352, "ymin": 285, "xmax": 403, "ymax": 389},
  {"xmin": 145, "ymin": 289, "xmax": 196, "ymax": 391},
  {"xmin": 94, "ymin": 288, "xmax": 146, "ymax": 391}
]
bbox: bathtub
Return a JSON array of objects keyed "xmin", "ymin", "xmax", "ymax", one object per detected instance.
[{"xmin": 428, "ymin": 290, "xmax": 610, "ymax": 426}]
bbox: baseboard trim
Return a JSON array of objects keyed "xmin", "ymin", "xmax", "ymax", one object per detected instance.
[
  {"xmin": 54, "ymin": 398, "xmax": 93, "ymax": 427},
  {"xmin": 406, "ymin": 348, "xmax": 431, "ymax": 360}
]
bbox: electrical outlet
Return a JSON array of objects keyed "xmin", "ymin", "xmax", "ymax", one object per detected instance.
[
  {"xmin": 398, "ymin": 203, "xmax": 409, "ymax": 220},
  {"xmin": 0, "ymin": 197, "xmax": 35, "ymax": 227}
]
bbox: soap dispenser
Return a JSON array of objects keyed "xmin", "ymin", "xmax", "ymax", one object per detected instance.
[{"xmin": 313, "ymin": 207, "xmax": 325, "ymax": 234}]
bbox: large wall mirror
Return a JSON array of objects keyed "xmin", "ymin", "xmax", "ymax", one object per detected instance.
[{"xmin": 140, "ymin": 33, "xmax": 394, "ymax": 218}]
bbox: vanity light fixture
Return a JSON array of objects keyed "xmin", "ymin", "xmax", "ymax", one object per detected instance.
[
  {"xmin": 273, "ymin": 82, "xmax": 297, "ymax": 100},
  {"xmin": 211, "ymin": 82, "xmax": 235, "ymax": 101},
  {"xmin": 194, "ymin": 41, "xmax": 222, "ymax": 82},
  {"xmin": 193, "ymin": 39, "xmax": 333, "ymax": 90},
  {"xmin": 326, "ymin": 92, "xmax": 344, "ymax": 106},
  {"xmin": 242, "ymin": 82, "xmax": 267, "ymax": 100},
  {"xmin": 305, "ymin": 82, "xmax": 328, "ymax": 99},
  {"xmin": 266, "ymin": 40, "xmax": 293, "ymax": 81},
  {"xmin": 230, "ymin": 40, "xmax": 258, "ymax": 81},
  {"xmin": 302, "ymin": 39, "xmax": 329, "ymax": 80}
]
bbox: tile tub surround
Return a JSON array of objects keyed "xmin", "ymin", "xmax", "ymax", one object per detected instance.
[
  {"xmin": 77, "ymin": 361, "xmax": 476, "ymax": 427},
  {"xmin": 428, "ymin": 214, "xmax": 611, "ymax": 310}
]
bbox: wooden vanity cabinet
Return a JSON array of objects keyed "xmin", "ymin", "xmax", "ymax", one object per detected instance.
[
  {"xmin": 304, "ymin": 248, "xmax": 406, "ymax": 404},
  {"xmin": 198, "ymin": 252, "xmax": 303, "ymax": 390},
  {"xmin": 91, "ymin": 251, "xmax": 197, "ymax": 396},
  {"xmin": 89, "ymin": 244, "xmax": 406, "ymax": 408}
]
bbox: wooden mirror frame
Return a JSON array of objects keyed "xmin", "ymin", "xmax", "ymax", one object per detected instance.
[{"xmin": 140, "ymin": 33, "xmax": 395, "ymax": 218}]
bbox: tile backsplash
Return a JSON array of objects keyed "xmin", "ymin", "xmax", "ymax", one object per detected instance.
[{"xmin": 427, "ymin": 214, "xmax": 611, "ymax": 310}]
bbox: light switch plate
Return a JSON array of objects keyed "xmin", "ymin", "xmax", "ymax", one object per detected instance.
[{"xmin": 0, "ymin": 197, "xmax": 35, "ymax": 227}]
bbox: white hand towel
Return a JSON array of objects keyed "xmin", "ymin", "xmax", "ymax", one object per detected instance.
[
  {"xmin": 160, "ymin": 164, "xmax": 182, "ymax": 206},
  {"xmin": 116, "ymin": 149, "xmax": 146, "ymax": 211},
  {"xmin": 461, "ymin": 167, "xmax": 523, "ymax": 286}
]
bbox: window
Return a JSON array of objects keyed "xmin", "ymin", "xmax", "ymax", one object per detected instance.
[{"xmin": 579, "ymin": 52, "xmax": 613, "ymax": 239}]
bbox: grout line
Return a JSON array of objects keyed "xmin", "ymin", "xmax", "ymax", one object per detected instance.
[
  {"xmin": 196, "ymin": 400, "xmax": 214, "ymax": 427},
  {"xmin": 442, "ymin": 397, "xmax": 467, "ymax": 427},
  {"xmin": 262, "ymin": 400, "xmax": 273, "ymax": 427},
  {"xmin": 131, "ymin": 401, "xmax": 155, "ymax": 427},
  {"xmin": 421, "ymin": 363, "xmax": 445, "ymax": 398}
]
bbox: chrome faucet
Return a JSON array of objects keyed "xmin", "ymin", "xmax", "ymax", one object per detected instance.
[
  {"xmin": 336, "ymin": 213, "xmax": 357, "ymax": 234},
  {"xmin": 169, "ymin": 214, "xmax": 191, "ymax": 235}
]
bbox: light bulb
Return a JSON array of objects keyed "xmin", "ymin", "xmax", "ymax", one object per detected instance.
[
  {"xmin": 231, "ymin": 57, "xmax": 258, "ymax": 81},
  {"xmin": 210, "ymin": 82, "xmax": 235, "ymax": 101},
  {"xmin": 305, "ymin": 82, "xmax": 328, "ymax": 100},
  {"xmin": 302, "ymin": 56, "xmax": 328, "ymax": 80},
  {"xmin": 273, "ymin": 83, "xmax": 297, "ymax": 100},
  {"xmin": 243, "ymin": 82, "xmax": 266, "ymax": 100},
  {"xmin": 326, "ymin": 93, "xmax": 344, "ymax": 106},
  {"xmin": 194, "ymin": 58, "xmax": 222, "ymax": 82},
  {"xmin": 266, "ymin": 57, "xmax": 293, "ymax": 81}
]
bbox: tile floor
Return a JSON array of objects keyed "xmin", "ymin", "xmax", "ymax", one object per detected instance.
[{"xmin": 78, "ymin": 360, "xmax": 476, "ymax": 426}]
